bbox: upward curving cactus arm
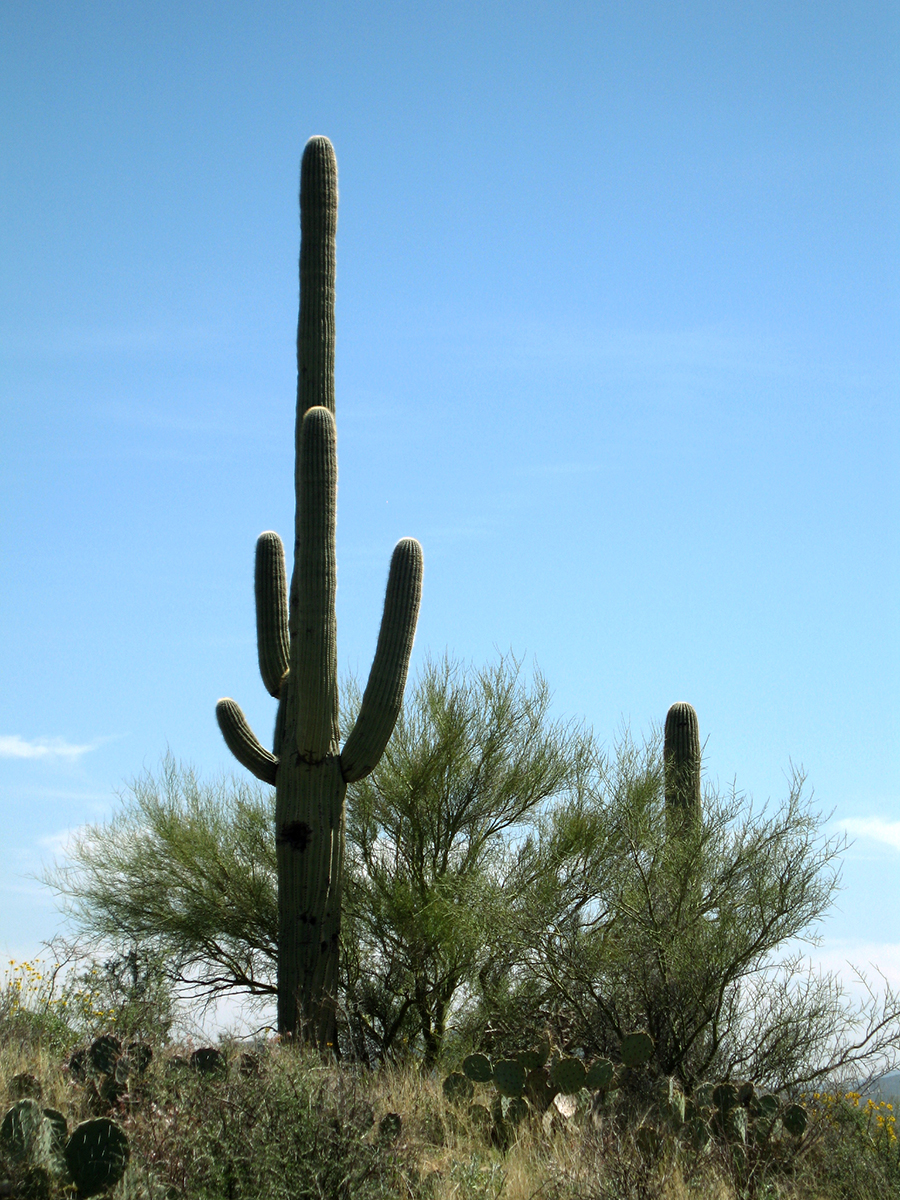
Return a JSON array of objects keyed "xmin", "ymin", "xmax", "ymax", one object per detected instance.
[
  {"xmin": 215, "ymin": 699, "xmax": 278, "ymax": 786},
  {"xmin": 341, "ymin": 537, "xmax": 424, "ymax": 783},
  {"xmin": 255, "ymin": 532, "xmax": 290, "ymax": 698}
]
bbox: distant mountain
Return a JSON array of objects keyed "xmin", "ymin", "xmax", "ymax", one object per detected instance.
[{"xmin": 858, "ymin": 1071, "xmax": 900, "ymax": 1102}]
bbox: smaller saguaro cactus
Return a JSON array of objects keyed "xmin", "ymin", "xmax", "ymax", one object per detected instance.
[{"xmin": 664, "ymin": 701, "xmax": 702, "ymax": 831}]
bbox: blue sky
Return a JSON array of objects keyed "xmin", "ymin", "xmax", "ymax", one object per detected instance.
[{"xmin": 1, "ymin": 1, "xmax": 897, "ymax": 1028}]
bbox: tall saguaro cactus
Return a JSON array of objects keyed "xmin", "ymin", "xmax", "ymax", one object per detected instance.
[
  {"xmin": 215, "ymin": 137, "xmax": 424, "ymax": 1043},
  {"xmin": 663, "ymin": 701, "xmax": 702, "ymax": 832}
]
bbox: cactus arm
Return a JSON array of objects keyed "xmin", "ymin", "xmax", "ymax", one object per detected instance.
[
  {"xmin": 215, "ymin": 699, "xmax": 278, "ymax": 786},
  {"xmin": 297, "ymin": 136, "xmax": 337, "ymax": 420},
  {"xmin": 341, "ymin": 537, "xmax": 424, "ymax": 783},
  {"xmin": 289, "ymin": 405, "xmax": 339, "ymax": 762},
  {"xmin": 255, "ymin": 532, "xmax": 290, "ymax": 698}
]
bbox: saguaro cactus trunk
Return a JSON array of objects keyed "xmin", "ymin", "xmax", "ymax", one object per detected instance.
[
  {"xmin": 663, "ymin": 701, "xmax": 702, "ymax": 833},
  {"xmin": 215, "ymin": 137, "xmax": 423, "ymax": 1044}
]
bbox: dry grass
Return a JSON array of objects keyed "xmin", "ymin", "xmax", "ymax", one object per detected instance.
[{"xmin": 0, "ymin": 1033, "xmax": 898, "ymax": 1199}]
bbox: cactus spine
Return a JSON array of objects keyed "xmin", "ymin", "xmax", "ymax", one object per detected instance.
[
  {"xmin": 664, "ymin": 701, "xmax": 702, "ymax": 831},
  {"xmin": 216, "ymin": 137, "xmax": 423, "ymax": 1043}
]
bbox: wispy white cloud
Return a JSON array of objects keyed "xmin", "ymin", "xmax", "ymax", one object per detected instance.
[
  {"xmin": 0, "ymin": 735, "xmax": 98, "ymax": 761},
  {"xmin": 836, "ymin": 817, "xmax": 900, "ymax": 852}
]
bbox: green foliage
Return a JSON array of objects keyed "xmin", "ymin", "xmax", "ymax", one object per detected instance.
[
  {"xmin": 799, "ymin": 1090, "xmax": 900, "ymax": 1199},
  {"xmin": 39, "ymin": 670, "xmax": 900, "ymax": 1120},
  {"xmin": 64, "ymin": 950, "xmax": 175, "ymax": 1044},
  {"xmin": 0, "ymin": 951, "xmax": 173, "ymax": 1058},
  {"xmin": 0, "ymin": 961, "xmax": 78, "ymax": 1054},
  {"xmin": 0, "ymin": 1017, "xmax": 897, "ymax": 1199},
  {"xmin": 341, "ymin": 652, "xmax": 589, "ymax": 1064},
  {"xmin": 45, "ymin": 654, "xmax": 585, "ymax": 1063},
  {"xmin": 42, "ymin": 755, "xmax": 278, "ymax": 1008}
]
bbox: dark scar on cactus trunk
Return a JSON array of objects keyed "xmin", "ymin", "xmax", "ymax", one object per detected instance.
[{"xmin": 278, "ymin": 820, "xmax": 313, "ymax": 851}]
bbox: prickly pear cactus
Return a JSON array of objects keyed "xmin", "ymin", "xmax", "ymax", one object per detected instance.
[
  {"xmin": 462, "ymin": 1053, "xmax": 493, "ymax": 1083},
  {"xmin": 88, "ymin": 1034, "xmax": 122, "ymax": 1077},
  {"xmin": 215, "ymin": 137, "xmax": 424, "ymax": 1042},
  {"xmin": 781, "ymin": 1103, "xmax": 808, "ymax": 1137},
  {"xmin": 64, "ymin": 1118, "xmax": 130, "ymax": 1198},
  {"xmin": 0, "ymin": 1099, "xmax": 49, "ymax": 1164},
  {"xmin": 682, "ymin": 1079, "xmax": 809, "ymax": 1166},
  {"xmin": 191, "ymin": 1046, "xmax": 226, "ymax": 1076},
  {"xmin": 620, "ymin": 1030, "xmax": 655, "ymax": 1068},
  {"xmin": 585, "ymin": 1058, "xmax": 615, "ymax": 1090},
  {"xmin": 549, "ymin": 1057, "xmax": 587, "ymax": 1095},
  {"xmin": 492, "ymin": 1060, "xmax": 527, "ymax": 1098},
  {"xmin": 443, "ymin": 1073, "xmax": 474, "ymax": 1103}
]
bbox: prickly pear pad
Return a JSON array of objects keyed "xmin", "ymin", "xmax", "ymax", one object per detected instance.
[
  {"xmin": 64, "ymin": 1118, "xmax": 130, "ymax": 1199},
  {"xmin": 549, "ymin": 1057, "xmax": 587, "ymax": 1095},
  {"xmin": 462, "ymin": 1053, "xmax": 493, "ymax": 1083},
  {"xmin": 620, "ymin": 1031, "xmax": 654, "ymax": 1068}
]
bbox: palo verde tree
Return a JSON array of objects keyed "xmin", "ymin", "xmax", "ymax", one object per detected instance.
[
  {"xmin": 341, "ymin": 653, "xmax": 589, "ymax": 1065},
  {"xmin": 215, "ymin": 136, "xmax": 423, "ymax": 1043},
  {"xmin": 43, "ymin": 655, "xmax": 585, "ymax": 1061},
  {"xmin": 43, "ymin": 756, "xmax": 279, "ymax": 1014}
]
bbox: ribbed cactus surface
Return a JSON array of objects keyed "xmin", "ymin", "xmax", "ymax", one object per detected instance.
[
  {"xmin": 663, "ymin": 701, "xmax": 702, "ymax": 830},
  {"xmin": 216, "ymin": 137, "xmax": 423, "ymax": 1042}
]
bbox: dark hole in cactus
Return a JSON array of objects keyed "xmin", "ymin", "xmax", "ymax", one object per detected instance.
[{"xmin": 278, "ymin": 820, "xmax": 313, "ymax": 851}]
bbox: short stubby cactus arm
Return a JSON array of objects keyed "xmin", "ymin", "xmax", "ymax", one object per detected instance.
[
  {"xmin": 664, "ymin": 701, "xmax": 702, "ymax": 828},
  {"xmin": 215, "ymin": 698, "xmax": 278, "ymax": 786},
  {"xmin": 289, "ymin": 405, "xmax": 339, "ymax": 763},
  {"xmin": 255, "ymin": 532, "xmax": 290, "ymax": 698},
  {"xmin": 341, "ymin": 537, "xmax": 424, "ymax": 783}
]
